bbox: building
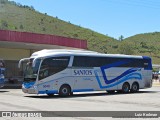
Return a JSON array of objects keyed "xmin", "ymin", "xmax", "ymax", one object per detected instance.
[{"xmin": 0, "ymin": 30, "xmax": 87, "ymax": 80}]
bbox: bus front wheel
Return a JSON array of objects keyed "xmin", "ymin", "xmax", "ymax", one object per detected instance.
[{"xmin": 59, "ymin": 85, "xmax": 71, "ymax": 96}]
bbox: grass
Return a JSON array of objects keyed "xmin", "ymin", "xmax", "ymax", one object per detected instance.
[
  {"xmin": 0, "ymin": 0, "xmax": 119, "ymax": 54},
  {"xmin": 123, "ymin": 32, "xmax": 160, "ymax": 64}
]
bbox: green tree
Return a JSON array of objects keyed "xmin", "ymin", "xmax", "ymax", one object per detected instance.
[
  {"xmin": 118, "ymin": 42, "xmax": 134, "ymax": 55},
  {"xmin": 140, "ymin": 42, "xmax": 148, "ymax": 48},
  {"xmin": 42, "ymin": 27, "xmax": 46, "ymax": 31},
  {"xmin": 30, "ymin": 6, "xmax": 35, "ymax": 11},
  {"xmin": 0, "ymin": 20, "xmax": 8, "ymax": 29},
  {"xmin": 147, "ymin": 45, "xmax": 156, "ymax": 56},
  {"xmin": 100, "ymin": 46, "xmax": 107, "ymax": 54},
  {"xmin": 119, "ymin": 35, "xmax": 124, "ymax": 41},
  {"xmin": 19, "ymin": 24, "xmax": 24, "ymax": 29},
  {"xmin": 73, "ymin": 33, "xmax": 78, "ymax": 38},
  {"xmin": 0, "ymin": 0, "xmax": 7, "ymax": 4}
]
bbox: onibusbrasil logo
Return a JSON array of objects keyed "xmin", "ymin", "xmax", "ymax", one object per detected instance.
[{"xmin": 2, "ymin": 112, "xmax": 42, "ymax": 117}]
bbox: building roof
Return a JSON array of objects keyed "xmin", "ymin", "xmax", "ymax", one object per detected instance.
[{"xmin": 0, "ymin": 30, "xmax": 87, "ymax": 49}]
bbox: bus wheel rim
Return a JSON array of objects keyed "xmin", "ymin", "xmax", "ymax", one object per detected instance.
[
  {"xmin": 62, "ymin": 88, "xmax": 68, "ymax": 94},
  {"xmin": 133, "ymin": 84, "xmax": 137, "ymax": 91}
]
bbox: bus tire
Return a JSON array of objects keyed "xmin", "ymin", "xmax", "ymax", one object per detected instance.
[
  {"xmin": 59, "ymin": 85, "xmax": 71, "ymax": 96},
  {"xmin": 131, "ymin": 82, "xmax": 139, "ymax": 93},
  {"xmin": 70, "ymin": 92, "xmax": 73, "ymax": 96},
  {"xmin": 107, "ymin": 90, "xmax": 115, "ymax": 94},
  {"xmin": 47, "ymin": 94, "xmax": 54, "ymax": 97},
  {"xmin": 116, "ymin": 90, "xmax": 122, "ymax": 93},
  {"xmin": 122, "ymin": 82, "xmax": 130, "ymax": 93}
]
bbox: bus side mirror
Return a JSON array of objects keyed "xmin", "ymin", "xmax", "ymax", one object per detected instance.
[
  {"xmin": 18, "ymin": 59, "xmax": 23, "ymax": 68},
  {"xmin": 32, "ymin": 57, "xmax": 42, "ymax": 68},
  {"xmin": 18, "ymin": 58, "xmax": 30, "ymax": 68}
]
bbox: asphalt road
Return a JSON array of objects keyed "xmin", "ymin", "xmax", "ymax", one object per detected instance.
[{"xmin": 0, "ymin": 86, "xmax": 160, "ymax": 120}]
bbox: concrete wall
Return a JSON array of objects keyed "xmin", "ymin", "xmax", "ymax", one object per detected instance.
[
  {"xmin": 0, "ymin": 48, "xmax": 35, "ymax": 60},
  {"xmin": 0, "ymin": 47, "xmax": 37, "ymax": 79}
]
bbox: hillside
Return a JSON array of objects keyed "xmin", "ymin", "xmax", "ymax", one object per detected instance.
[
  {"xmin": 0, "ymin": 0, "xmax": 160, "ymax": 64},
  {"xmin": 124, "ymin": 32, "xmax": 160, "ymax": 64},
  {"xmin": 0, "ymin": 0, "xmax": 119, "ymax": 54}
]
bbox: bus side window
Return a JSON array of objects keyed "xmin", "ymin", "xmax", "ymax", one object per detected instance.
[
  {"xmin": 144, "ymin": 62, "xmax": 149, "ymax": 68},
  {"xmin": 39, "ymin": 65, "xmax": 50, "ymax": 80},
  {"xmin": 39, "ymin": 57, "xmax": 70, "ymax": 80},
  {"xmin": 143, "ymin": 58, "xmax": 152, "ymax": 70}
]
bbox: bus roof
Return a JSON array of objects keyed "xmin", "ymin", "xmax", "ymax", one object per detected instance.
[{"xmin": 30, "ymin": 49, "xmax": 145, "ymax": 59}]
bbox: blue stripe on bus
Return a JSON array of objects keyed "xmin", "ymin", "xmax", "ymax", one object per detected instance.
[
  {"xmin": 94, "ymin": 70, "xmax": 142, "ymax": 89},
  {"xmin": 100, "ymin": 59, "xmax": 141, "ymax": 84},
  {"xmin": 101, "ymin": 67, "xmax": 140, "ymax": 84},
  {"xmin": 72, "ymin": 89, "xmax": 94, "ymax": 92},
  {"xmin": 101, "ymin": 60, "xmax": 131, "ymax": 70},
  {"xmin": 38, "ymin": 89, "xmax": 94, "ymax": 94},
  {"xmin": 38, "ymin": 90, "xmax": 58, "ymax": 94}
]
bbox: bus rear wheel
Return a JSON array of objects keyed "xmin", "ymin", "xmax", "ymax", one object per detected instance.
[
  {"xmin": 131, "ymin": 82, "xmax": 139, "ymax": 93},
  {"xmin": 122, "ymin": 83, "xmax": 130, "ymax": 93},
  {"xmin": 59, "ymin": 85, "xmax": 71, "ymax": 97}
]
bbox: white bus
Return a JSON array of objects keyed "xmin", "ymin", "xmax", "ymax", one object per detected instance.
[{"xmin": 18, "ymin": 49, "xmax": 152, "ymax": 96}]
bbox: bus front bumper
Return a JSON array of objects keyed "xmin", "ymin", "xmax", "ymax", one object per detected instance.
[{"xmin": 22, "ymin": 86, "xmax": 38, "ymax": 94}]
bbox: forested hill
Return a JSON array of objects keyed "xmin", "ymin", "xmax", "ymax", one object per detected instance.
[
  {"xmin": 1, "ymin": 0, "xmax": 160, "ymax": 64},
  {"xmin": 0, "ymin": 0, "xmax": 119, "ymax": 54},
  {"xmin": 123, "ymin": 32, "xmax": 160, "ymax": 64}
]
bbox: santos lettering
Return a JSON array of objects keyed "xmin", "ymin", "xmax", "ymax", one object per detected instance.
[{"xmin": 74, "ymin": 70, "xmax": 92, "ymax": 76}]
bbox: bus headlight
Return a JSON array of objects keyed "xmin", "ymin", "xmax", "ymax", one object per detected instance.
[{"xmin": 22, "ymin": 84, "xmax": 25, "ymax": 88}]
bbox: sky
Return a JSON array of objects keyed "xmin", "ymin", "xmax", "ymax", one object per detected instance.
[{"xmin": 11, "ymin": 0, "xmax": 160, "ymax": 39}]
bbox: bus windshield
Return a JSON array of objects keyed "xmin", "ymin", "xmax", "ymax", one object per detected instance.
[{"xmin": 24, "ymin": 59, "xmax": 41, "ymax": 82}]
